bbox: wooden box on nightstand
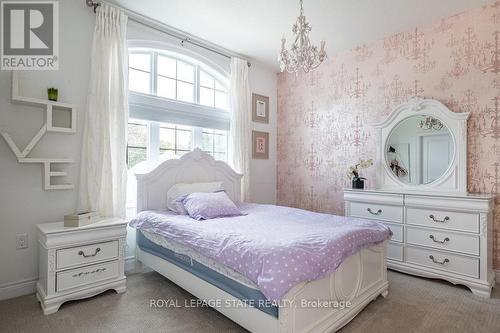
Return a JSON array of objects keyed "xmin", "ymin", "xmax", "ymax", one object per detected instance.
[{"xmin": 36, "ymin": 218, "xmax": 128, "ymax": 315}]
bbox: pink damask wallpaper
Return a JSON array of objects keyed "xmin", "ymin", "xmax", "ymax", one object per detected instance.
[{"xmin": 277, "ymin": 2, "xmax": 500, "ymax": 267}]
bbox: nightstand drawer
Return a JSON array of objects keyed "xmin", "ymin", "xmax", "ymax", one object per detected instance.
[
  {"xmin": 350, "ymin": 202, "xmax": 403, "ymax": 223},
  {"xmin": 407, "ymin": 226, "xmax": 479, "ymax": 256},
  {"xmin": 56, "ymin": 261, "xmax": 120, "ymax": 293},
  {"xmin": 406, "ymin": 207, "xmax": 479, "ymax": 233},
  {"xmin": 57, "ymin": 241, "xmax": 118, "ymax": 270}
]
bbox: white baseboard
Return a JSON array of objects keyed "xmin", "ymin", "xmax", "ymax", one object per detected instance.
[
  {"xmin": 0, "ymin": 277, "xmax": 38, "ymax": 301},
  {"xmin": 124, "ymin": 256, "xmax": 136, "ymax": 274},
  {"xmin": 0, "ymin": 256, "xmax": 137, "ymax": 302}
]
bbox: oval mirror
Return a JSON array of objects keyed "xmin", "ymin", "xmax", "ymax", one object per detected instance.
[{"xmin": 385, "ymin": 115, "xmax": 454, "ymax": 185}]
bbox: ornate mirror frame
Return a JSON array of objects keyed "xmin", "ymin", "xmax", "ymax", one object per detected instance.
[{"xmin": 373, "ymin": 98, "xmax": 470, "ymax": 193}]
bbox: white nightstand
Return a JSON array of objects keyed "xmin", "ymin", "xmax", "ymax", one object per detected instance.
[{"xmin": 36, "ymin": 218, "xmax": 128, "ymax": 315}]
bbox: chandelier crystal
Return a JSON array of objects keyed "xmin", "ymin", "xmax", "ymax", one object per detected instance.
[{"xmin": 279, "ymin": 0, "xmax": 326, "ymax": 74}]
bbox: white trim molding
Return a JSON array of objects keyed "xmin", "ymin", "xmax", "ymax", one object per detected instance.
[
  {"xmin": 0, "ymin": 277, "xmax": 38, "ymax": 301},
  {"xmin": 124, "ymin": 256, "xmax": 137, "ymax": 274}
]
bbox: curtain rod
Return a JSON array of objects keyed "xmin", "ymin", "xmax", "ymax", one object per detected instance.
[{"xmin": 85, "ymin": 0, "xmax": 251, "ymax": 67}]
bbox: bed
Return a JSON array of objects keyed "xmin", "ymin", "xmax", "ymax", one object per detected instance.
[{"xmin": 132, "ymin": 148, "xmax": 389, "ymax": 333}]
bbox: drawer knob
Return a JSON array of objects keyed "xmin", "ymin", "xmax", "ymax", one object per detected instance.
[
  {"xmin": 429, "ymin": 235, "xmax": 450, "ymax": 244},
  {"xmin": 72, "ymin": 267, "xmax": 106, "ymax": 278},
  {"xmin": 78, "ymin": 247, "xmax": 101, "ymax": 258},
  {"xmin": 429, "ymin": 214, "xmax": 450, "ymax": 223},
  {"xmin": 367, "ymin": 208, "xmax": 383, "ymax": 215},
  {"xmin": 429, "ymin": 255, "xmax": 450, "ymax": 265}
]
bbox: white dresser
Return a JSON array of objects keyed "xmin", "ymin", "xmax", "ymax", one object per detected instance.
[
  {"xmin": 344, "ymin": 188, "xmax": 495, "ymax": 297},
  {"xmin": 343, "ymin": 98, "xmax": 497, "ymax": 297},
  {"xmin": 36, "ymin": 218, "xmax": 128, "ymax": 314}
]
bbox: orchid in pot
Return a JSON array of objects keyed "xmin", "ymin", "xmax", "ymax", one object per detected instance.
[{"xmin": 347, "ymin": 159, "xmax": 374, "ymax": 189}]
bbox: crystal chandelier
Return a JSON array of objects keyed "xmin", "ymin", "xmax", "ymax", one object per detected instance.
[
  {"xmin": 419, "ymin": 116, "xmax": 444, "ymax": 130},
  {"xmin": 278, "ymin": 0, "xmax": 326, "ymax": 74}
]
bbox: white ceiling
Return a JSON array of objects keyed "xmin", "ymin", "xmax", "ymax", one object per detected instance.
[{"xmin": 115, "ymin": 0, "xmax": 490, "ymax": 71}]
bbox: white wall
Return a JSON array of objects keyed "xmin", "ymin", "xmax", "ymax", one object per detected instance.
[
  {"xmin": 0, "ymin": 2, "xmax": 277, "ymax": 298},
  {"xmin": 0, "ymin": 0, "xmax": 93, "ymax": 298},
  {"xmin": 248, "ymin": 65, "xmax": 277, "ymax": 205}
]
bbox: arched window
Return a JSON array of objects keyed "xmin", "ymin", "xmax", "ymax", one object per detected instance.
[
  {"xmin": 128, "ymin": 50, "xmax": 229, "ymax": 109},
  {"xmin": 125, "ymin": 44, "xmax": 230, "ymax": 216},
  {"xmin": 126, "ymin": 46, "xmax": 230, "ymax": 172}
]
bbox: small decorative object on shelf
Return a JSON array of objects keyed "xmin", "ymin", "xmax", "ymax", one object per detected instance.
[
  {"xmin": 347, "ymin": 159, "xmax": 373, "ymax": 189},
  {"xmin": 47, "ymin": 87, "xmax": 58, "ymax": 101},
  {"xmin": 64, "ymin": 211, "xmax": 99, "ymax": 227}
]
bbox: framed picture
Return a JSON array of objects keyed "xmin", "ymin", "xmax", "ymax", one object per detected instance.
[
  {"xmin": 252, "ymin": 93, "xmax": 269, "ymax": 123},
  {"xmin": 252, "ymin": 130, "xmax": 269, "ymax": 159}
]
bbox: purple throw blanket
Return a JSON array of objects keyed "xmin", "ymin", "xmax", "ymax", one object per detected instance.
[{"xmin": 129, "ymin": 203, "xmax": 391, "ymax": 301}]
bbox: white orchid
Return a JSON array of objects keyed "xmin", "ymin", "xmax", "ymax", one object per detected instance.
[{"xmin": 347, "ymin": 159, "xmax": 374, "ymax": 179}]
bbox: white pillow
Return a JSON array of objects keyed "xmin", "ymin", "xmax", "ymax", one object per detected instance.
[{"xmin": 166, "ymin": 181, "xmax": 223, "ymax": 213}]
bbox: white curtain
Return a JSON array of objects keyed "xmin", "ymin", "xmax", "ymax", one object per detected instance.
[
  {"xmin": 78, "ymin": 4, "xmax": 129, "ymax": 218},
  {"xmin": 229, "ymin": 58, "xmax": 251, "ymax": 202}
]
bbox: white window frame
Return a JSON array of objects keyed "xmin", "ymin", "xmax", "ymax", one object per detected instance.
[
  {"xmin": 127, "ymin": 120, "xmax": 228, "ymax": 168},
  {"xmin": 128, "ymin": 40, "xmax": 230, "ymax": 131},
  {"xmin": 126, "ymin": 40, "xmax": 231, "ymax": 170}
]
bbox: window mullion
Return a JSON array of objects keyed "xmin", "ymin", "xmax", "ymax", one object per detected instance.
[
  {"xmin": 174, "ymin": 126, "xmax": 178, "ymax": 155},
  {"xmin": 195, "ymin": 67, "xmax": 200, "ymax": 104},
  {"xmin": 174, "ymin": 60, "xmax": 178, "ymax": 100},
  {"xmin": 149, "ymin": 122, "xmax": 160, "ymax": 168},
  {"xmin": 212, "ymin": 130, "xmax": 216, "ymax": 156},
  {"xmin": 193, "ymin": 127, "xmax": 202, "ymax": 150},
  {"xmin": 152, "ymin": 52, "xmax": 157, "ymax": 95}
]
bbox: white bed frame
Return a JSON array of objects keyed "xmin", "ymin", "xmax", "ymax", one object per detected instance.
[{"xmin": 135, "ymin": 149, "xmax": 389, "ymax": 333}]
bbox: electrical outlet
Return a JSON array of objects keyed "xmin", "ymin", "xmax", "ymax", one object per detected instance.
[{"xmin": 16, "ymin": 233, "xmax": 28, "ymax": 250}]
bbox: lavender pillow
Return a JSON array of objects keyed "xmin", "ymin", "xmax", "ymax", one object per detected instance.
[
  {"xmin": 182, "ymin": 191, "xmax": 243, "ymax": 221},
  {"xmin": 172, "ymin": 196, "xmax": 188, "ymax": 215}
]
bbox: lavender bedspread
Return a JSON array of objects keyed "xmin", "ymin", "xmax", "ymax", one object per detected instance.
[{"xmin": 129, "ymin": 203, "xmax": 391, "ymax": 301}]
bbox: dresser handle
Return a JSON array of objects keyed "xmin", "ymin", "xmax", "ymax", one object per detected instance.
[
  {"xmin": 78, "ymin": 247, "xmax": 101, "ymax": 258},
  {"xmin": 367, "ymin": 208, "xmax": 382, "ymax": 215},
  {"xmin": 72, "ymin": 267, "xmax": 106, "ymax": 278},
  {"xmin": 429, "ymin": 214, "xmax": 450, "ymax": 223},
  {"xmin": 429, "ymin": 235, "xmax": 450, "ymax": 244},
  {"xmin": 429, "ymin": 255, "xmax": 450, "ymax": 265}
]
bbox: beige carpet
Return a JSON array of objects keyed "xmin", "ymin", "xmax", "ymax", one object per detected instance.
[{"xmin": 0, "ymin": 270, "xmax": 499, "ymax": 333}]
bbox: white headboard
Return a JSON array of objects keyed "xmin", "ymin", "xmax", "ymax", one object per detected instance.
[{"xmin": 136, "ymin": 148, "xmax": 243, "ymax": 212}]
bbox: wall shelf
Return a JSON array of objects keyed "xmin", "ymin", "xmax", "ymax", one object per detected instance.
[
  {"xmin": 11, "ymin": 71, "xmax": 77, "ymax": 134},
  {"xmin": 1, "ymin": 71, "xmax": 77, "ymax": 190}
]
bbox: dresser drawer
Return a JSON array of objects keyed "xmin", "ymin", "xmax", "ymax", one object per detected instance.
[
  {"xmin": 56, "ymin": 241, "xmax": 118, "ymax": 270},
  {"xmin": 406, "ymin": 246, "xmax": 479, "ymax": 278},
  {"xmin": 349, "ymin": 202, "xmax": 403, "ymax": 223},
  {"xmin": 381, "ymin": 222, "xmax": 403, "ymax": 242},
  {"xmin": 387, "ymin": 242, "xmax": 404, "ymax": 262},
  {"xmin": 407, "ymin": 226, "xmax": 479, "ymax": 256},
  {"xmin": 406, "ymin": 207, "xmax": 479, "ymax": 233},
  {"xmin": 56, "ymin": 261, "xmax": 120, "ymax": 293}
]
